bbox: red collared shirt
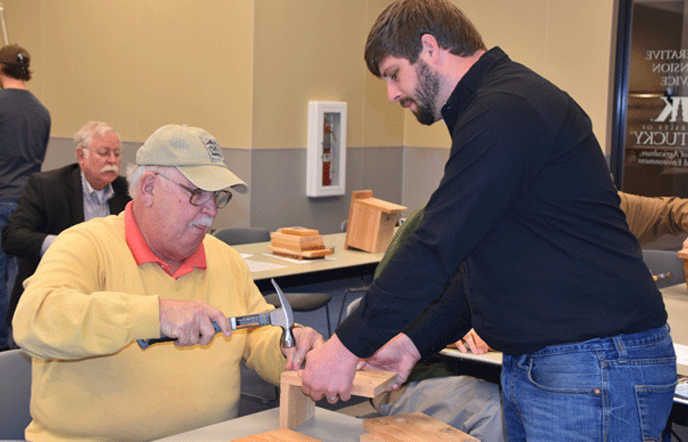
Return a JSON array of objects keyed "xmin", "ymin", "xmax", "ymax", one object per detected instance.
[{"xmin": 123, "ymin": 201, "xmax": 207, "ymax": 279}]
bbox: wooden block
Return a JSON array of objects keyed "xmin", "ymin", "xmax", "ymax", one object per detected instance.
[
  {"xmin": 280, "ymin": 369, "xmax": 397, "ymax": 398},
  {"xmin": 270, "ymin": 240, "xmax": 326, "ymax": 252},
  {"xmin": 279, "ymin": 227, "xmax": 320, "ymax": 236},
  {"xmin": 362, "ymin": 412, "xmax": 480, "ymax": 442},
  {"xmin": 270, "ymin": 232, "xmax": 325, "ymax": 249},
  {"xmin": 232, "ymin": 428, "xmax": 322, "ymax": 441},
  {"xmin": 268, "ymin": 246, "xmax": 333, "ymax": 259},
  {"xmin": 280, "ymin": 382, "xmax": 315, "ymax": 429}
]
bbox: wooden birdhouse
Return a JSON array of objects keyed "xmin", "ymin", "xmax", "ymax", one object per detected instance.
[{"xmin": 344, "ymin": 190, "xmax": 407, "ymax": 253}]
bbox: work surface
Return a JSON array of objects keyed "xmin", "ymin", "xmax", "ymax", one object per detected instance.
[
  {"xmin": 233, "ymin": 232, "xmax": 384, "ymax": 292},
  {"xmin": 153, "ymin": 407, "xmax": 365, "ymax": 442}
]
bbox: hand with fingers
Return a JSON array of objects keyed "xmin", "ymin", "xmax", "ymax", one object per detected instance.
[
  {"xmin": 452, "ymin": 328, "xmax": 491, "ymax": 354},
  {"xmin": 357, "ymin": 333, "xmax": 420, "ymax": 392},
  {"xmin": 283, "ymin": 326, "xmax": 325, "ymax": 371},
  {"xmin": 158, "ymin": 298, "xmax": 231, "ymax": 347}
]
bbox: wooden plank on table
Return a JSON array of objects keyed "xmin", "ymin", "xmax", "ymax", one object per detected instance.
[
  {"xmin": 270, "ymin": 240, "xmax": 326, "ymax": 252},
  {"xmin": 362, "ymin": 412, "xmax": 480, "ymax": 442},
  {"xmin": 268, "ymin": 245, "xmax": 333, "ymax": 259},
  {"xmin": 270, "ymin": 232, "xmax": 325, "ymax": 249},
  {"xmin": 281, "ymin": 369, "xmax": 397, "ymax": 398},
  {"xmin": 278, "ymin": 227, "xmax": 321, "ymax": 237},
  {"xmin": 232, "ymin": 428, "xmax": 321, "ymax": 442}
]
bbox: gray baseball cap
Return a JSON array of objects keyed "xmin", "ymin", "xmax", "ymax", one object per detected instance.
[{"xmin": 136, "ymin": 124, "xmax": 248, "ymax": 193}]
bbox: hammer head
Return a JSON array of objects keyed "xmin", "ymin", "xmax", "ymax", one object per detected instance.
[{"xmin": 269, "ymin": 278, "xmax": 295, "ymax": 348}]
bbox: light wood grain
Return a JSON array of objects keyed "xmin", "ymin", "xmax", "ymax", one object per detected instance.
[
  {"xmin": 362, "ymin": 412, "xmax": 480, "ymax": 442},
  {"xmin": 231, "ymin": 428, "xmax": 322, "ymax": 442}
]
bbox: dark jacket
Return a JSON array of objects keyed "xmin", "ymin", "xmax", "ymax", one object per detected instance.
[{"xmin": 2, "ymin": 163, "xmax": 130, "ymax": 322}]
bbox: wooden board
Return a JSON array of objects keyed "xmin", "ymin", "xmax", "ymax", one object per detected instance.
[
  {"xmin": 281, "ymin": 369, "xmax": 397, "ymax": 398},
  {"xmin": 362, "ymin": 412, "xmax": 479, "ymax": 442},
  {"xmin": 279, "ymin": 227, "xmax": 320, "ymax": 236},
  {"xmin": 232, "ymin": 428, "xmax": 321, "ymax": 442},
  {"xmin": 271, "ymin": 232, "xmax": 325, "ymax": 249},
  {"xmin": 268, "ymin": 245, "xmax": 333, "ymax": 259}
]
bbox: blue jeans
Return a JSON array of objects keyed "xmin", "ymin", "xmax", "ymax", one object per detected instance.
[
  {"xmin": 0, "ymin": 200, "xmax": 18, "ymax": 348},
  {"xmin": 501, "ymin": 325, "xmax": 677, "ymax": 442}
]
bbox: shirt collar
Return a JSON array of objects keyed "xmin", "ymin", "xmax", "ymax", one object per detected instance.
[
  {"xmin": 80, "ymin": 170, "xmax": 114, "ymax": 204},
  {"xmin": 124, "ymin": 201, "xmax": 207, "ymax": 279},
  {"xmin": 441, "ymin": 46, "xmax": 509, "ymax": 131}
]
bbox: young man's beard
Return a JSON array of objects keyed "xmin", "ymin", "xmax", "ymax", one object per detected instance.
[{"xmin": 412, "ymin": 59, "xmax": 441, "ymax": 125}]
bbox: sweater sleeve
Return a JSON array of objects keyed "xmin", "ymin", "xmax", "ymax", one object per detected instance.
[
  {"xmin": 619, "ymin": 191, "xmax": 688, "ymax": 245},
  {"xmin": 12, "ymin": 220, "xmax": 160, "ymax": 360}
]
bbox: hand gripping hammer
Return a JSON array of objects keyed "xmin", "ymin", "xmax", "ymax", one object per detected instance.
[{"xmin": 138, "ymin": 278, "xmax": 295, "ymax": 349}]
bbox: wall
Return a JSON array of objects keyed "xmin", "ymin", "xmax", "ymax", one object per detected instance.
[{"xmin": 1, "ymin": 0, "xmax": 617, "ymax": 234}]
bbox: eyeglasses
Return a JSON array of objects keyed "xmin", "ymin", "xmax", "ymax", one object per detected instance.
[{"xmin": 153, "ymin": 173, "xmax": 232, "ymax": 208}]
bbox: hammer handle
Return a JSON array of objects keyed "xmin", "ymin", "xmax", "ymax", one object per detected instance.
[{"xmin": 137, "ymin": 311, "xmax": 271, "ymax": 349}]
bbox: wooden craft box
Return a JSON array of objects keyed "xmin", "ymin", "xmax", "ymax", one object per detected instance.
[{"xmin": 345, "ymin": 190, "xmax": 406, "ymax": 253}]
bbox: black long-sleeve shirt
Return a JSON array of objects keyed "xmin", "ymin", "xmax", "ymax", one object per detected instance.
[{"xmin": 338, "ymin": 47, "xmax": 667, "ymax": 357}]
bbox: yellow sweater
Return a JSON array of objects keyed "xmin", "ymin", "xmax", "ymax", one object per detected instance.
[{"xmin": 12, "ymin": 213, "xmax": 285, "ymax": 442}]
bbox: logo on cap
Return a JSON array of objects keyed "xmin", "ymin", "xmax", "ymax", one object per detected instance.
[{"xmin": 201, "ymin": 135, "xmax": 224, "ymax": 163}]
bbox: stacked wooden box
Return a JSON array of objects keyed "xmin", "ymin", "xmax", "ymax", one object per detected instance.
[{"xmin": 268, "ymin": 227, "xmax": 333, "ymax": 260}]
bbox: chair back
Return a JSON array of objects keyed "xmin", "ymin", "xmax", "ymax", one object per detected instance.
[
  {"xmin": 0, "ymin": 349, "xmax": 31, "ymax": 440},
  {"xmin": 213, "ymin": 227, "xmax": 271, "ymax": 246},
  {"xmin": 642, "ymin": 249, "xmax": 686, "ymax": 289}
]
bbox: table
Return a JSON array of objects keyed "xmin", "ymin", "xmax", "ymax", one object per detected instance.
[
  {"xmin": 153, "ymin": 407, "xmax": 365, "ymax": 441},
  {"xmin": 233, "ymin": 233, "xmax": 385, "ymax": 292}
]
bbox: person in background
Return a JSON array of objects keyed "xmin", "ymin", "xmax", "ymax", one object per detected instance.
[
  {"xmin": 2, "ymin": 121, "xmax": 130, "ymax": 333},
  {"xmin": 300, "ymin": 1, "xmax": 676, "ymax": 441},
  {"xmin": 0, "ymin": 44, "xmax": 51, "ymax": 351},
  {"xmin": 12, "ymin": 124, "xmax": 323, "ymax": 441},
  {"xmin": 619, "ymin": 191, "xmax": 688, "ymax": 249}
]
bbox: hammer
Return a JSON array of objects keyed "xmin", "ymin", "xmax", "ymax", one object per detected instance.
[{"xmin": 138, "ymin": 278, "xmax": 295, "ymax": 349}]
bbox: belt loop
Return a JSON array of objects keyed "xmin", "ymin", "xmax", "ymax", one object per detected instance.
[{"xmin": 612, "ymin": 335, "xmax": 627, "ymax": 360}]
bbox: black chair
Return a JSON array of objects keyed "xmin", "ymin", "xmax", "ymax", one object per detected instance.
[
  {"xmin": 213, "ymin": 227, "xmax": 271, "ymax": 245},
  {"xmin": 0, "ymin": 349, "xmax": 31, "ymax": 440}
]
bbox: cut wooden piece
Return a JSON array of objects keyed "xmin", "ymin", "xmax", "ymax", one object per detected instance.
[
  {"xmin": 281, "ymin": 369, "xmax": 397, "ymax": 398},
  {"xmin": 267, "ymin": 245, "xmax": 333, "ymax": 260},
  {"xmin": 280, "ymin": 369, "xmax": 397, "ymax": 430},
  {"xmin": 279, "ymin": 227, "xmax": 320, "ymax": 237},
  {"xmin": 362, "ymin": 412, "xmax": 480, "ymax": 442},
  {"xmin": 270, "ymin": 232, "xmax": 325, "ymax": 249},
  {"xmin": 345, "ymin": 190, "xmax": 406, "ymax": 253},
  {"xmin": 280, "ymin": 379, "xmax": 316, "ymax": 430},
  {"xmin": 231, "ymin": 428, "xmax": 322, "ymax": 441}
]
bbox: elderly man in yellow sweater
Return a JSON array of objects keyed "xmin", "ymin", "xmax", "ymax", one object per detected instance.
[{"xmin": 12, "ymin": 124, "xmax": 323, "ymax": 442}]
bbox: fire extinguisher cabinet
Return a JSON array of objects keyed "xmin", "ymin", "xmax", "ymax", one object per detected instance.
[{"xmin": 307, "ymin": 101, "xmax": 346, "ymax": 198}]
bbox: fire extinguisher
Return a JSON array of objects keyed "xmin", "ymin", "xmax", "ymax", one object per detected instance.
[{"xmin": 322, "ymin": 116, "xmax": 333, "ymax": 186}]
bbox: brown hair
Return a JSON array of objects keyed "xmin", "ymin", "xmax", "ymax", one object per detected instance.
[
  {"xmin": 0, "ymin": 44, "xmax": 32, "ymax": 81},
  {"xmin": 365, "ymin": 0, "xmax": 486, "ymax": 77}
]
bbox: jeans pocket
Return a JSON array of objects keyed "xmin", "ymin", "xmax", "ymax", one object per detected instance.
[
  {"xmin": 526, "ymin": 351, "xmax": 601, "ymax": 393},
  {"xmin": 635, "ymin": 381, "xmax": 677, "ymax": 442}
]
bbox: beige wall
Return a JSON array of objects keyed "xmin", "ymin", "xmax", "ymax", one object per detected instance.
[
  {"xmin": 401, "ymin": 0, "xmax": 617, "ymax": 151},
  {"xmin": 2, "ymin": 0, "xmax": 616, "ymax": 153}
]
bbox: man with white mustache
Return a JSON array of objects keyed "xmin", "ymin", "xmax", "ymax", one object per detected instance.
[
  {"xmin": 1, "ymin": 121, "xmax": 130, "ymax": 332},
  {"xmin": 10, "ymin": 124, "xmax": 324, "ymax": 441}
]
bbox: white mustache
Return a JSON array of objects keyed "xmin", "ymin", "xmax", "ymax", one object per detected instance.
[
  {"xmin": 100, "ymin": 165, "xmax": 119, "ymax": 174},
  {"xmin": 191, "ymin": 216, "xmax": 215, "ymax": 230}
]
